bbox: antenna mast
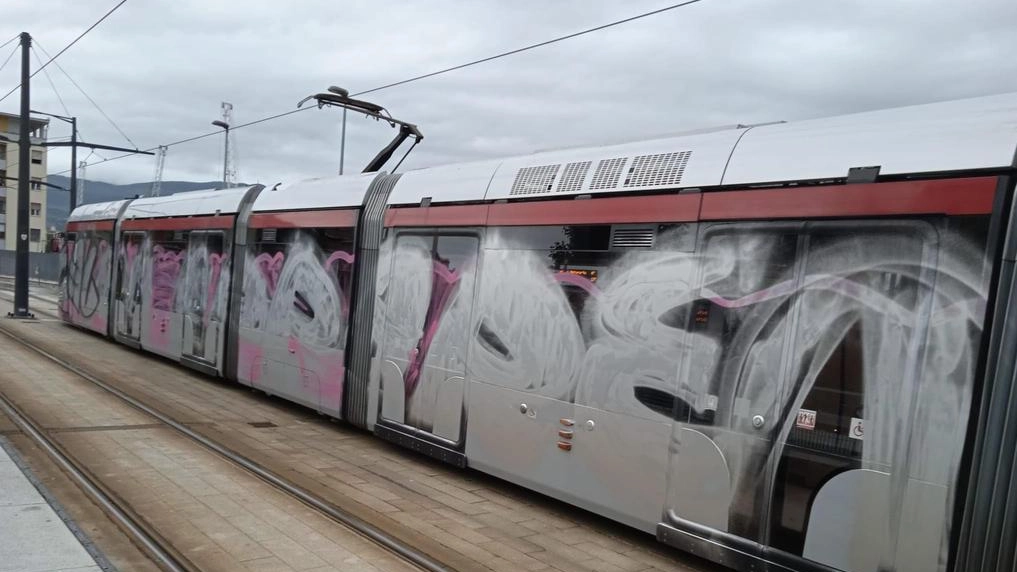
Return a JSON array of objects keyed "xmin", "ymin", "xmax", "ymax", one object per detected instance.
[
  {"xmin": 77, "ymin": 160, "xmax": 86, "ymax": 204},
  {"xmin": 221, "ymin": 102, "xmax": 236, "ymax": 186},
  {"xmin": 150, "ymin": 145, "xmax": 167, "ymax": 196}
]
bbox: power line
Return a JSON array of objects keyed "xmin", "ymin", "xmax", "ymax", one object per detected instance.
[
  {"xmin": 62, "ymin": 0, "xmax": 704, "ymax": 174},
  {"xmin": 35, "ymin": 40, "xmax": 137, "ymax": 149},
  {"xmin": 167, "ymin": 107, "xmax": 310, "ymax": 148},
  {"xmin": 0, "ymin": 34, "xmax": 18, "ymax": 51},
  {"xmin": 354, "ymin": 0, "xmax": 704, "ymax": 97},
  {"xmin": 51, "ymin": 107, "xmax": 314, "ymax": 175},
  {"xmin": 0, "ymin": 43, "xmax": 18, "ymax": 75},
  {"xmin": 0, "ymin": 0, "xmax": 129, "ymax": 103},
  {"xmin": 32, "ymin": 46, "xmax": 73, "ymax": 119}
]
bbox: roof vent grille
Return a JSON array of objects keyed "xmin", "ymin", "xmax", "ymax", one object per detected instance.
[
  {"xmin": 590, "ymin": 157, "xmax": 628, "ymax": 190},
  {"xmin": 261, "ymin": 228, "xmax": 277, "ymax": 242},
  {"xmin": 555, "ymin": 161, "xmax": 591, "ymax": 194},
  {"xmin": 611, "ymin": 227, "xmax": 655, "ymax": 249},
  {"xmin": 624, "ymin": 151, "xmax": 691, "ymax": 188},
  {"xmin": 510, "ymin": 164, "xmax": 561, "ymax": 195}
]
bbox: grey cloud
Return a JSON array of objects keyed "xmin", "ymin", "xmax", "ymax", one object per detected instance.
[{"xmin": 1, "ymin": 0, "xmax": 1015, "ymax": 187}]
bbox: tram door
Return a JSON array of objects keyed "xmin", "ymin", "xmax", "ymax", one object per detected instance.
[
  {"xmin": 665, "ymin": 222, "xmax": 947, "ymax": 572},
  {"xmin": 377, "ymin": 232, "xmax": 479, "ymax": 445},
  {"xmin": 181, "ymin": 231, "xmax": 226, "ymax": 368},
  {"xmin": 114, "ymin": 231, "xmax": 145, "ymax": 342},
  {"xmin": 665, "ymin": 226, "xmax": 802, "ymax": 542}
]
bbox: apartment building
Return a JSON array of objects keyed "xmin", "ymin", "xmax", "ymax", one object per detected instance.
[{"xmin": 0, "ymin": 111, "xmax": 48, "ymax": 251}]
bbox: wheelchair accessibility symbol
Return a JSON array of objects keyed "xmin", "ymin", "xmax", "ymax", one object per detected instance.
[{"xmin": 849, "ymin": 417, "xmax": 864, "ymax": 441}]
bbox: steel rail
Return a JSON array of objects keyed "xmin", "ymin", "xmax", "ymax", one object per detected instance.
[
  {"xmin": 0, "ymin": 316, "xmax": 451, "ymax": 572},
  {"xmin": 0, "ymin": 386, "xmax": 192, "ymax": 572}
]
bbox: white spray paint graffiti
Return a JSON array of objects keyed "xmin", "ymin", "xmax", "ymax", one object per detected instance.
[
  {"xmin": 373, "ymin": 235, "xmax": 479, "ymax": 430},
  {"xmin": 115, "ymin": 234, "xmax": 146, "ymax": 339},
  {"xmin": 371, "ymin": 221, "xmax": 988, "ymax": 570},
  {"xmin": 182, "ymin": 238, "xmax": 229, "ymax": 359},
  {"xmin": 238, "ymin": 231, "xmax": 353, "ymax": 412}
]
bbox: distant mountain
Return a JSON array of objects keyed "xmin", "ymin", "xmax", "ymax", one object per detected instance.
[{"xmin": 46, "ymin": 175, "xmax": 226, "ymax": 229}]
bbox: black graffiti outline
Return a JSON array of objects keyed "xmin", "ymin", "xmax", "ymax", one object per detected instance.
[{"xmin": 63, "ymin": 237, "xmax": 107, "ymax": 319}]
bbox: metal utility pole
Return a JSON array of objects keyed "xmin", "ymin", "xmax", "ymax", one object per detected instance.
[
  {"xmin": 10, "ymin": 32, "xmax": 32, "ymax": 318},
  {"xmin": 151, "ymin": 145, "xmax": 167, "ymax": 196},
  {"xmin": 211, "ymin": 101, "xmax": 234, "ymax": 189},
  {"xmin": 69, "ymin": 116, "xmax": 77, "ymax": 210}
]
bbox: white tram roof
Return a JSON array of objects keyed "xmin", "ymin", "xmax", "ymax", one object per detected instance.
[
  {"xmin": 387, "ymin": 91, "xmax": 1017, "ymax": 205},
  {"xmin": 121, "ymin": 186, "xmax": 256, "ymax": 220},
  {"xmin": 724, "ymin": 91, "xmax": 1017, "ymax": 184},
  {"xmin": 67, "ymin": 199, "xmax": 131, "ymax": 222},
  {"xmin": 251, "ymin": 173, "xmax": 377, "ymax": 212}
]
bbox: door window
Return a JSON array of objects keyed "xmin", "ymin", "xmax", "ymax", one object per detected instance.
[
  {"xmin": 769, "ymin": 226, "xmax": 931, "ymax": 553},
  {"xmin": 183, "ymin": 231, "xmax": 226, "ymax": 359},
  {"xmin": 150, "ymin": 230, "xmax": 187, "ymax": 312}
]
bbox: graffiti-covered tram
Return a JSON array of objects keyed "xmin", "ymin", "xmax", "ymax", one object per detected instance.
[{"xmin": 61, "ymin": 93, "xmax": 1017, "ymax": 572}]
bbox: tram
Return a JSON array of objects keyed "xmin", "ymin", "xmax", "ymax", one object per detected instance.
[{"xmin": 61, "ymin": 92, "xmax": 1017, "ymax": 572}]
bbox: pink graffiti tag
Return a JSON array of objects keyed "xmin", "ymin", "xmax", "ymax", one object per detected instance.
[
  {"xmin": 125, "ymin": 240, "xmax": 139, "ymax": 267},
  {"xmin": 152, "ymin": 245, "xmax": 184, "ymax": 311},
  {"xmin": 325, "ymin": 251, "xmax": 355, "ymax": 317},
  {"xmin": 203, "ymin": 253, "xmax": 226, "ymax": 326},
  {"xmin": 553, "ymin": 271, "xmax": 601, "ymax": 296},
  {"xmin": 404, "ymin": 261, "xmax": 462, "ymax": 396},
  {"xmin": 255, "ymin": 252, "xmax": 285, "ymax": 297}
]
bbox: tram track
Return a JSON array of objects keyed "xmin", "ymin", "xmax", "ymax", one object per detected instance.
[
  {"xmin": 0, "ymin": 388, "xmax": 195, "ymax": 572},
  {"xmin": 0, "ymin": 317, "xmax": 452, "ymax": 572}
]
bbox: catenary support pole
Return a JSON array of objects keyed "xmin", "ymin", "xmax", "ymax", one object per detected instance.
[
  {"xmin": 69, "ymin": 116, "xmax": 77, "ymax": 211},
  {"xmin": 10, "ymin": 32, "xmax": 32, "ymax": 318}
]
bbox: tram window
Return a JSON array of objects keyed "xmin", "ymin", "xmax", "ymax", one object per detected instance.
[
  {"xmin": 150, "ymin": 230, "xmax": 187, "ymax": 311},
  {"xmin": 252, "ymin": 226, "xmax": 356, "ymax": 296},
  {"xmin": 686, "ymin": 230, "xmax": 799, "ymax": 417},
  {"xmin": 436, "ymin": 235, "xmax": 477, "ymax": 272},
  {"xmin": 194, "ymin": 231, "xmax": 224, "ymax": 257}
]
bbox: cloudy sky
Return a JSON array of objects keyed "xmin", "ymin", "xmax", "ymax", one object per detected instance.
[{"xmin": 2, "ymin": 0, "xmax": 1016, "ymax": 187}]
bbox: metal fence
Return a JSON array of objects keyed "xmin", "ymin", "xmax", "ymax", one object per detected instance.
[{"xmin": 0, "ymin": 250, "xmax": 61, "ymax": 283}]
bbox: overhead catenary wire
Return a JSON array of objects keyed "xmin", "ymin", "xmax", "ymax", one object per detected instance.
[
  {"xmin": 61, "ymin": 0, "xmax": 705, "ymax": 174},
  {"xmin": 0, "ymin": 0, "xmax": 129, "ymax": 103},
  {"xmin": 0, "ymin": 34, "xmax": 19, "ymax": 51},
  {"xmin": 32, "ymin": 46, "xmax": 74, "ymax": 121},
  {"xmin": 354, "ymin": 0, "xmax": 704, "ymax": 97},
  {"xmin": 35, "ymin": 40, "xmax": 138, "ymax": 149},
  {"xmin": 51, "ymin": 107, "xmax": 314, "ymax": 175},
  {"xmin": 0, "ymin": 43, "xmax": 18, "ymax": 76}
]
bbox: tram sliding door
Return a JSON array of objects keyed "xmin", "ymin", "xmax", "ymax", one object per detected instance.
[
  {"xmin": 661, "ymin": 218, "xmax": 991, "ymax": 572},
  {"xmin": 114, "ymin": 231, "xmax": 146, "ymax": 344},
  {"xmin": 375, "ymin": 230, "xmax": 479, "ymax": 452},
  {"xmin": 180, "ymin": 230, "xmax": 228, "ymax": 372}
]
